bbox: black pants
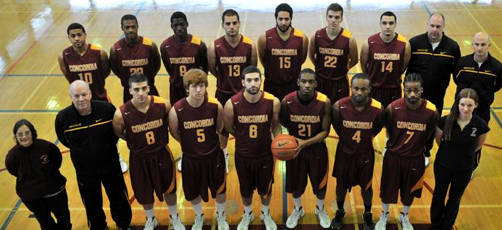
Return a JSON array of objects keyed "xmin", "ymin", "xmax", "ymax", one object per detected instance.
[
  {"xmin": 423, "ymin": 91, "xmax": 445, "ymax": 157},
  {"xmin": 77, "ymin": 171, "xmax": 132, "ymax": 229},
  {"xmin": 23, "ymin": 189, "xmax": 71, "ymax": 230},
  {"xmin": 430, "ymin": 163, "xmax": 472, "ymax": 230}
]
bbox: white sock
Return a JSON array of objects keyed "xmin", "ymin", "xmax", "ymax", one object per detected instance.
[
  {"xmin": 382, "ymin": 203, "xmax": 390, "ymax": 214},
  {"xmin": 316, "ymin": 198, "xmax": 324, "ymax": 210},
  {"xmin": 192, "ymin": 201, "xmax": 203, "ymax": 216},
  {"xmin": 261, "ymin": 204, "xmax": 270, "ymax": 214},
  {"xmin": 293, "ymin": 197, "xmax": 302, "ymax": 210},
  {"xmin": 244, "ymin": 204, "xmax": 252, "ymax": 214},
  {"xmin": 145, "ymin": 208, "xmax": 154, "ymax": 219},
  {"xmin": 402, "ymin": 205, "xmax": 411, "ymax": 214},
  {"xmin": 223, "ymin": 148, "xmax": 228, "ymax": 156},
  {"xmin": 217, "ymin": 202, "xmax": 225, "ymax": 215},
  {"xmin": 168, "ymin": 204, "xmax": 178, "ymax": 217}
]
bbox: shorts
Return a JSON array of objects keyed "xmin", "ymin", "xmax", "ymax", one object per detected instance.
[
  {"xmin": 181, "ymin": 149, "xmax": 226, "ymax": 202},
  {"xmin": 170, "ymin": 82, "xmax": 187, "ymax": 105},
  {"xmin": 286, "ymin": 143, "xmax": 328, "ymax": 196},
  {"xmin": 333, "ymin": 147, "xmax": 375, "ymax": 192},
  {"xmin": 235, "ymin": 153, "xmax": 275, "ymax": 198},
  {"xmin": 316, "ymin": 76, "xmax": 349, "ymax": 103},
  {"xmin": 264, "ymin": 81, "xmax": 297, "ymax": 101},
  {"xmin": 380, "ymin": 153, "xmax": 425, "ymax": 205},
  {"xmin": 123, "ymin": 85, "xmax": 159, "ymax": 103},
  {"xmin": 370, "ymin": 87, "xmax": 401, "ymax": 108},
  {"xmin": 129, "ymin": 148, "xmax": 176, "ymax": 204}
]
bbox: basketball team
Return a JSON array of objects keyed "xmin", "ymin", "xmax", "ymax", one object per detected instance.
[{"xmin": 5, "ymin": 2, "xmax": 502, "ymax": 230}]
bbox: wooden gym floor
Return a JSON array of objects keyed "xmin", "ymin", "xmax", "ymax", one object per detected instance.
[{"xmin": 0, "ymin": 0, "xmax": 501, "ymax": 229}]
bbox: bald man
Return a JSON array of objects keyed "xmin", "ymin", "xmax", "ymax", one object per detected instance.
[{"xmin": 55, "ymin": 80, "xmax": 132, "ymax": 230}]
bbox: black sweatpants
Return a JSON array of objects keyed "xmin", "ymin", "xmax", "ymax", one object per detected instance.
[
  {"xmin": 23, "ymin": 189, "xmax": 71, "ymax": 230},
  {"xmin": 430, "ymin": 162, "xmax": 472, "ymax": 230},
  {"xmin": 77, "ymin": 171, "xmax": 132, "ymax": 229},
  {"xmin": 423, "ymin": 91, "xmax": 444, "ymax": 157}
]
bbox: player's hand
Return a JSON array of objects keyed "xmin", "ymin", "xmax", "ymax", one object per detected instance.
[
  {"xmin": 425, "ymin": 156, "xmax": 430, "ymax": 167},
  {"xmin": 294, "ymin": 138, "xmax": 306, "ymax": 158}
]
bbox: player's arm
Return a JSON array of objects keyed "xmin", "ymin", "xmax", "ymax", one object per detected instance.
[
  {"xmin": 331, "ymin": 100, "xmax": 342, "ymax": 134},
  {"xmin": 348, "ymin": 37, "xmax": 359, "ymax": 69},
  {"xmin": 279, "ymin": 98, "xmax": 289, "ymax": 127},
  {"xmin": 108, "ymin": 47, "xmax": 120, "ymax": 76},
  {"xmin": 100, "ymin": 49, "xmax": 111, "ymax": 78},
  {"xmin": 250, "ymin": 42, "xmax": 258, "ymax": 66},
  {"xmin": 300, "ymin": 34, "xmax": 309, "ymax": 64},
  {"xmin": 199, "ymin": 42, "xmax": 209, "ymax": 73},
  {"xmin": 207, "ymin": 42, "xmax": 217, "ymax": 77},
  {"xmin": 434, "ymin": 127, "xmax": 443, "ymax": 146},
  {"xmin": 426, "ymin": 109, "xmax": 440, "ymax": 141},
  {"xmin": 476, "ymin": 133, "xmax": 488, "ymax": 152},
  {"xmin": 402, "ymin": 41, "xmax": 412, "ymax": 73},
  {"xmin": 360, "ymin": 39, "xmax": 369, "ymax": 73},
  {"xmin": 160, "ymin": 42, "xmax": 172, "ymax": 74},
  {"xmin": 168, "ymin": 107, "xmax": 181, "ymax": 142},
  {"xmin": 223, "ymin": 100, "xmax": 235, "ymax": 135},
  {"xmin": 112, "ymin": 109, "xmax": 126, "ymax": 140},
  {"xmin": 216, "ymin": 102, "xmax": 225, "ymax": 134},
  {"xmin": 308, "ymin": 34, "xmax": 316, "ymax": 64},
  {"xmin": 151, "ymin": 42, "xmax": 161, "ymax": 76},
  {"xmin": 383, "ymin": 104, "xmax": 392, "ymax": 138},
  {"xmin": 257, "ymin": 34, "xmax": 267, "ymax": 66},
  {"xmin": 57, "ymin": 54, "xmax": 70, "ymax": 80},
  {"xmin": 271, "ymin": 97, "xmax": 282, "ymax": 137},
  {"xmin": 297, "ymin": 98, "xmax": 332, "ymax": 149},
  {"xmin": 374, "ymin": 105, "xmax": 386, "ymax": 135}
]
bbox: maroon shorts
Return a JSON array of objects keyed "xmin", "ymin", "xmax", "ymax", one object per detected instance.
[
  {"xmin": 370, "ymin": 87, "xmax": 401, "ymax": 108},
  {"xmin": 129, "ymin": 148, "xmax": 176, "ymax": 204},
  {"xmin": 333, "ymin": 147, "xmax": 375, "ymax": 192},
  {"xmin": 169, "ymin": 82, "xmax": 187, "ymax": 105},
  {"xmin": 316, "ymin": 76, "xmax": 349, "ymax": 103},
  {"xmin": 286, "ymin": 143, "xmax": 328, "ymax": 196},
  {"xmin": 380, "ymin": 153, "xmax": 425, "ymax": 205},
  {"xmin": 181, "ymin": 148, "xmax": 226, "ymax": 202},
  {"xmin": 264, "ymin": 81, "xmax": 297, "ymax": 101},
  {"xmin": 235, "ymin": 153, "xmax": 275, "ymax": 198}
]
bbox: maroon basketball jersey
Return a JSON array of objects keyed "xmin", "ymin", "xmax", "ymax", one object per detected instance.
[
  {"xmin": 120, "ymin": 96, "xmax": 169, "ymax": 155},
  {"xmin": 263, "ymin": 28, "xmax": 304, "ymax": 85},
  {"xmin": 314, "ymin": 28, "xmax": 351, "ymax": 80},
  {"xmin": 173, "ymin": 96, "xmax": 220, "ymax": 157},
  {"xmin": 386, "ymin": 98, "xmax": 438, "ymax": 157},
  {"xmin": 112, "ymin": 36, "xmax": 158, "ymax": 88},
  {"xmin": 282, "ymin": 91, "xmax": 327, "ymax": 139},
  {"xmin": 334, "ymin": 97, "xmax": 383, "ymax": 155},
  {"xmin": 232, "ymin": 91, "xmax": 275, "ymax": 158},
  {"xmin": 161, "ymin": 34, "xmax": 205, "ymax": 85},
  {"xmin": 214, "ymin": 35, "xmax": 253, "ymax": 94},
  {"xmin": 62, "ymin": 44, "xmax": 108, "ymax": 101},
  {"xmin": 366, "ymin": 33, "xmax": 407, "ymax": 88}
]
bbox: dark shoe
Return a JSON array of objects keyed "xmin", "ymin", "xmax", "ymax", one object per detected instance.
[
  {"xmin": 330, "ymin": 210, "xmax": 345, "ymax": 230},
  {"xmin": 363, "ymin": 212, "xmax": 374, "ymax": 230}
]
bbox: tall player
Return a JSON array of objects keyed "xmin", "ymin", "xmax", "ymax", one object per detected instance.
[
  {"xmin": 110, "ymin": 14, "xmax": 161, "ymax": 103},
  {"xmin": 208, "ymin": 9, "xmax": 257, "ymax": 172},
  {"xmin": 360, "ymin": 11, "xmax": 411, "ymax": 107},
  {"xmin": 331, "ymin": 73, "xmax": 385, "ymax": 230},
  {"xmin": 258, "ymin": 3, "xmax": 309, "ymax": 100},
  {"xmin": 112, "ymin": 73, "xmax": 184, "ymax": 230},
  {"xmin": 309, "ymin": 3, "xmax": 358, "ymax": 103},
  {"xmin": 223, "ymin": 66, "xmax": 281, "ymax": 230},
  {"xmin": 161, "ymin": 11, "xmax": 208, "ymax": 105},
  {"xmin": 168, "ymin": 69, "xmax": 229, "ymax": 230},
  {"xmin": 375, "ymin": 73, "xmax": 438, "ymax": 230},
  {"xmin": 280, "ymin": 69, "xmax": 331, "ymax": 229}
]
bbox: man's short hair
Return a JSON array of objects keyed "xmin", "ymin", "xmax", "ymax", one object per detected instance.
[
  {"xmin": 403, "ymin": 72, "xmax": 423, "ymax": 87},
  {"xmin": 326, "ymin": 3, "xmax": 344, "ymax": 17},
  {"xmin": 299, "ymin": 68, "xmax": 316, "ymax": 79},
  {"xmin": 121, "ymin": 14, "xmax": 138, "ymax": 27},
  {"xmin": 183, "ymin": 68, "xmax": 208, "ymax": 89},
  {"xmin": 222, "ymin": 9, "xmax": 240, "ymax": 23},
  {"xmin": 351, "ymin": 73, "xmax": 371, "ymax": 85},
  {"xmin": 171, "ymin": 11, "xmax": 187, "ymax": 23},
  {"xmin": 275, "ymin": 3, "xmax": 293, "ymax": 19},
  {"xmin": 380, "ymin": 11, "xmax": 397, "ymax": 22},
  {"xmin": 242, "ymin": 66, "xmax": 261, "ymax": 79},
  {"xmin": 67, "ymin": 23, "xmax": 86, "ymax": 35},
  {"xmin": 128, "ymin": 72, "xmax": 148, "ymax": 87}
]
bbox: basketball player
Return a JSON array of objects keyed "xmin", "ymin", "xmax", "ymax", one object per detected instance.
[
  {"xmin": 112, "ymin": 73, "xmax": 184, "ymax": 230},
  {"xmin": 223, "ymin": 66, "xmax": 281, "ymax": 230},
  {"xmin": 110, "ymin": 14, "xmax": 161, "ymax": 103},
  {"xmin": 257, "ymin": 3, "xmax": 309, "ymax": 100},
  {"xmin": 360, "ymin": 11, "xmax": 411, "ymax": 107},
  {"xmin": 161, "ymin": 11, "xmax": 208, "ymax": 105},
  {"xmin": 280, "ymin": 69, "xmax": 331, "ymax": 229},
  {"xmin": 208, "ymin": 9, "xmax": 257, "ymax": 172},
  {"xmin": 331, "ymin": 73, "xmax": 385, "ymax": 230},
  {"xmin": 309, "ymin": 3, "xmax": 358, "ymax": 103},
  {"xmin": 375, "ymin": 73, "xmax": 438, "ymax": 230}
]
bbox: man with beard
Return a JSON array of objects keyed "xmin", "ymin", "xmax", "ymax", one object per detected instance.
[
  {"xmin": 331, "ymin": 73, "xmax": 384, "ymax": 230},
  {"xmin": 280, "ymin": 69, "xmax": 331, "ymax": 229},
  {"xmin": 375, "ymin": 73, "xmax": 438, "ymax": 230},
  {"xmin": 360, "ymin": 11, "xmax": 411, "ymax": 107},
  {"xmin": 257, "ymin": 3, "xmax": 309, "ymax": 100},
  {"xmin": 223, "ymin": 66, "xmax": 281, "ymax": 230},
  {"xmin": 110, "ymin": 14, "xmax": 161, "ymax": 103}
]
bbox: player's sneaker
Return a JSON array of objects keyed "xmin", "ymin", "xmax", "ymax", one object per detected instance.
[
  {"xmin": 191, "ymin": 214, "xmax": 204, "ymax": 230},
  {"xmin": 399, "ymin": 212, "xmax": 413, "ymax": 230},
  {"xmin": 375, "ymin": 212, "xmax": 389, "ymax": 230},
  {"xmin": 177, "ymin": 156, "xmax": 182, "ymax": 172},
  {"xmin": 261, "ymin": 211, "xmax": 277, "ymax": 230},
  {"xmin": 144, "ymin": 216, "xmax": 158, "ymax": 230},
  {"xmin": 224, "ymin": 151, "xmax": 229, "ymax": 173},
  {"xmin": 286, "ymin": 207, "xmax": 304, "ymax": 228},
  {"xmin": 217, "ymin": 211, "xmax": 229, "ymax": 230},
  {"xmin": 119, "ymin": 155, "xmax": 128, "ymax": 173},
  {"xmin": 237, "ymin": 212, "xmax": 254, "ymax": 230},
  {"xmin": 330, "ymin": 209, "xmax": 345, "ymax": 230},
  {"xmin": 314, "ymin": 206, "xmax": 330, "ymax": 228},
  {"xmin": 170, "ymin": 213, "xmax": 185, "ymax": 230},
  {"xmin": 362, "ymin": 212, "xmax": 374, "ymax": 230}
]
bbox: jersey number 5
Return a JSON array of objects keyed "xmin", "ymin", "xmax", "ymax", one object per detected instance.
[{"xmin": 196, "ymin": 129, "xmax": 206, "ymax": 142}]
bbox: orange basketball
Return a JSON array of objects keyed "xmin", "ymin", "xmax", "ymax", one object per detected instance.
[{"xmin": 271, "ymin": 134, "xmax": 298, "ymax": 161}]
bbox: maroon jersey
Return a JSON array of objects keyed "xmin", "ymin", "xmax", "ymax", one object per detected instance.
[
  {"xmin": 112, "ymin": 36, "xmax": 158, "ymax": 88},
  {"xmin": 334, "ymin": 97, "xmax": 383, "ymax": 155},
  {"xmin": 173, "ymin": 96, "xmax": 220, "ymax": 157},
  {"xmin": 366, "ymin": 33, "xmax": 407, "ymax": 88},
  {"xmin": 232, "ymin": 91, "xmax": 275, "ymax": 158},
  {"xmin": 263, "ymin": 28, "xmax": 305, "ymax": 85},
  {"xmin": 281, "ymin": 91, "xmax": 327, "ymax": 139},
  {"xmin": 386, "ymin": 98, "xmax": 438, "ymax": 157},
  {"xmin": 120, "ymin": 96, "xmax": 169, "ymax": 156},
  {"xmin": 314, "ymin": 28, "xmax": 351, "ymax": 80},
  {"xmin": 214, "ymin": 35, "xmax": 253, "ymax": 94},
  {"xmin": 161, "ymin": 34, "xmax": 205, "ymax": 85},
  {"xmin": 62, "ymin": 44, "xmax": 108, "ymax": 101}
]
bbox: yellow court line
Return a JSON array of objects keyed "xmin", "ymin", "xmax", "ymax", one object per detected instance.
[{"xmin": 461, "ymin": 2, "xmax": 502, "ymax": 55}]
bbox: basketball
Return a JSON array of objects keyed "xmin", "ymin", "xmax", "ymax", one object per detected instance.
[{"xmin": 271, "ymin": 134, "xmax": 298, "ymax": 161}]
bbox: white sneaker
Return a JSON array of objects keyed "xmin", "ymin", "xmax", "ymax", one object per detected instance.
[
  {"xmin": 217, "ymin": 212, "xmax": 229, "ymax": 230},
  {"xmin": 315, "ymin": 206, "xmax": 330, "ymax": 229},
  {"xmin": 375, "ymin": 212, "xmax": 389, "ymax": 230},
  {"xmin": 144, "ymin": 217, "xmax": 158, "ymax": 230},
  {"xmin": 399, "ymin": 212, "xmax": 413, "ymax": 230},
  {"xmin": 237, "ymin": 212, "xmax": 254, "ymax": 230},
  {"xmin": 286, "ymin": 207, "xmax": 304, "ymax": 228},
  {"xmin": 177, "ymin": 156, "xmax": 182, "ymax": 172},
  {"xmin": 261, "ymin": 211, "xmax": 277, "ymax": 230},
  {"xmin": 171, "ymin": 213, "xmax": 185, "ymax": 230},
  {"xmin": 119, "ymin": 155, "xmax": 128, "ymax": 173},
  {"xmin": 191, "ymin": 214, "xmax": 204, "ymax": 230},
  {"xmin": 224, "ymin": 152, "xmax": 229, "ymax": 173}
]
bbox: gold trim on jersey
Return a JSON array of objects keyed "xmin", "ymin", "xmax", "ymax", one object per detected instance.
[
  {"xmin": 293, "ymin": 29, "xmax": 304, "ymax": 38},
  {"xmin": 207, "ymin": 96, "xmax": 219, "ymax": 105},
  {"xmin": 263, "ymin": 92, "xmax": 275, "ymax": 101},
  {"xmin": 425, "ymin": 100, "xmax": 437, "ymax": 112},
  {"xmin": 316, "ymin": 92, "xmax": 327, "ymax": 102},
  {"xmin": 242, "ymin": 35, "xmax": 253, "ymax": 45},
  {"xmin": 412, "ymin": 51, "xmax": 454, "ymax": 59},
  {"xmin": 90, "ymin": 44, "xmax": 102, "ymax": 51},
  {"xmin": 341, "ymin": 29, "xmax": 351, "ymax": 39},
  {"xmin": 370, "ymin": 99, "xmax": 382, "ymax": 109},
  {"xmin": 397, "ymin": 34, "xmax": 407, "ymax": 42},
  {"xmin": 153, "ymin": 96, "xmax": 166, "ymax": 104},
  {"xmin": 191, "ymin": 35, "xmax": 202, "ymax": 45},
  {"xmin": 142, "ymin": 37, "xmax": 153, "ymax": 46}
]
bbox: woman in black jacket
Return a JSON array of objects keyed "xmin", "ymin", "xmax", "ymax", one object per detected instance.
[{"xmin": 5, "ymin": 119, "xmax": 71, "ymax": 230}]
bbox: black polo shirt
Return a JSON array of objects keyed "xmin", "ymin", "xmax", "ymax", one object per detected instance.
[{"xmin": 436, "ymin": 115, "xmax": 489, "ymax": 170}]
